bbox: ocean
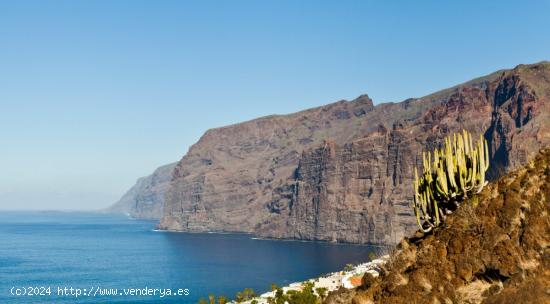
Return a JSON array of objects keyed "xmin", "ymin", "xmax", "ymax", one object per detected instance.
[{"xmin": 0, "ymin": 211, "xmax": 377, "ymax": 303}]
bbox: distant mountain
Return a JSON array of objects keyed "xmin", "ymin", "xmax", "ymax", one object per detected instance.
[
  {"xmin": 155, "ymin": 62, "xmax": 550, "ymax": 245},
  {"xmin": 108, "ymin": 162, "xmax": 177, "ymax": 219}
]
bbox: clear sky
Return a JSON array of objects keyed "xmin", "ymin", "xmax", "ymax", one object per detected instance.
[{"xmin": 1, "ymin": 0, "xmax": 549, "ymax": 210}]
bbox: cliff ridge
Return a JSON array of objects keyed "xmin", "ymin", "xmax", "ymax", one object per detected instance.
[{"xmin": 121, "ymin": 62, "xmax": 550, "ymax": 245}]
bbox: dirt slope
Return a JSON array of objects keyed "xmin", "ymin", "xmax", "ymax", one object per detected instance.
[{"xmin": 326, "ymin": 148, "xmax": 550, "ymax": 303}]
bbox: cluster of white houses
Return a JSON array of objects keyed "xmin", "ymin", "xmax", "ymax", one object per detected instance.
[{"xmin": 239, "ymin": 256, "xmax": 388, "ymax": 304}]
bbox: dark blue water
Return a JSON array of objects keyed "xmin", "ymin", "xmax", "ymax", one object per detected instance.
[{"xmin": 0, "ymin": 211, "xmax": 376, "ymax": 303}]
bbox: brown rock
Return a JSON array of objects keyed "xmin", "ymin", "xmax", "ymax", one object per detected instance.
[
  {"xmin": 156, "ymin": 62, "xmax": 550, "ymax": 246},
  {"xmin": 458, "ymin": 264, "xmax": 473, "ymax": 281}
]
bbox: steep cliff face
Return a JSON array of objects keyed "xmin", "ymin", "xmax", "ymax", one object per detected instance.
[
  {"xmin": 158, "ymin": 95, "xmax": 438, "ymax": 234},
  {"xmin": 486, "ymin": 63, "xmax": 550, "ymax": 178},
  {"xmin": 267, "ymin": 131, "xmax": 418, "ymax": 244},
  {"xmin": 159, "ymin": 62, "xmax": 550, "ymax": 245},
  {"xmin": 109, "ymin": 162, "xmax": 177, "ymax": 219},
  {"xmin": 256, "ymin": 62, "xmax": 550, "ymax": 244}
]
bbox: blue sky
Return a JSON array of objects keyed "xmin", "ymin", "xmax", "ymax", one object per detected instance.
[{"xmin": 1, "ymin": 0, "xmax": 549, "ymax": 210}]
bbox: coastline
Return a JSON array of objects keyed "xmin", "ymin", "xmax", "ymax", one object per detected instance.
[
  {"xmin": 154, "ymin": 227, "xmax": 385, "ymax": 247},
  {"xmin": 236, "ymin": 256, "xmax": 389, "ymax": 304}
]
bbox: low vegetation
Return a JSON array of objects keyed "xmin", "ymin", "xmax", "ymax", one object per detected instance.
[
  {"xmin": 198, "ymin": 281, "xmax": 330, "ymax": 304},
  {"xmin": 198, "ymin": 288, "xmax": 256, "ymax": 304},
  {"xmin": 267, "ymin": 282, "xmax": 326, "ymax": 304}
]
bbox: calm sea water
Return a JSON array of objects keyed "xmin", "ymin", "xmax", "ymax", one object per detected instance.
[{"xmin": 0, "ymin": 211, "xmax": 376, "ymax": 303}]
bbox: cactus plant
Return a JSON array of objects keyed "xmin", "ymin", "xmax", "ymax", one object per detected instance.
[{"xmin": 413, "ymin": 130, "xmax": 489, "ymax": 232}]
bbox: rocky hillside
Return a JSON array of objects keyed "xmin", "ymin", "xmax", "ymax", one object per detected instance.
[
  {"xmin": 158, "ymin": 62, "xmax": 550, "ymax": 245},
  {"xmin": 326, "ymin": 148, "xmax": 550, "ymax": 304},
  {"xmin": 108, "ymin": 162, "xmax": 177, "ymax": 219}
]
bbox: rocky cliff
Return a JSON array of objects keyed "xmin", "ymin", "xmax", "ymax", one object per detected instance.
[
  {"xmin": 326, "ymin": 148, "xmax": 550, "ymax": 304},
  {"xmin": 159, "ymin": 62, "xmax": 550, "ymax": 245},
  {"xmin": 109, "ymin": 162, "xmax": 177, "ymax": 219}
]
